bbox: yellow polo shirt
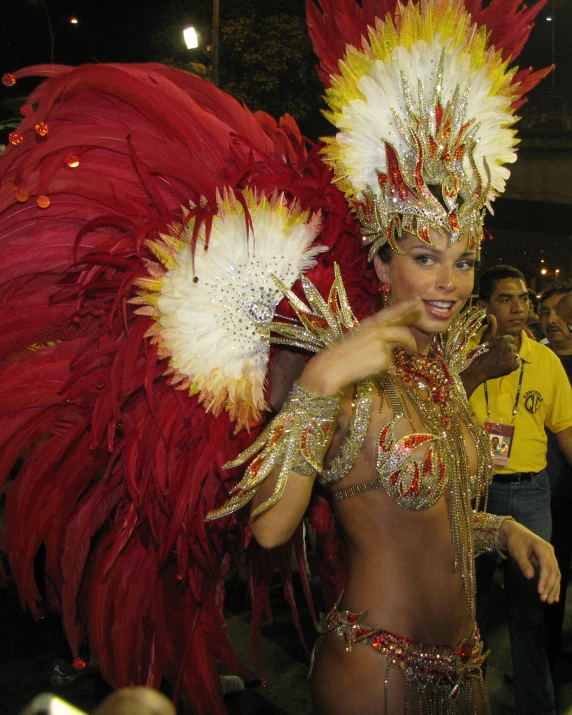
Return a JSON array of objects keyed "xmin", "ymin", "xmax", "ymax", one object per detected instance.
[{"xmin": 468, "ymin": 328, "xmax": 572, "ymax": 474}]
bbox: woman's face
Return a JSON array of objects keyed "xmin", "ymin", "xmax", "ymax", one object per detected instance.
[{"xmin": 374, "ymin": 228, "xmax": 477, "ymax": 352}]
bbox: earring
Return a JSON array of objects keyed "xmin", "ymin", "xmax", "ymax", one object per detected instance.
[{"xmin": 379, "ymin": 281, "xmax": 391, "ymax": 308}]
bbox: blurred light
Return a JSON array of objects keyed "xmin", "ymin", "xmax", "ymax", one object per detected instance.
[
  {"xmin": 541, "ymin": 269, "xmax": 547, "ymax": 275},
  {"xmin": 546, "ymin": 16, "xmax": 552, "ymax": 21},
  {"xmin": 556, "ymin": 269, "xmax": 560, "ymax": 274},
  {"xmin": 183, "ymin": 27, "xmax": 199, "ymax": 49},
  {"xmin": 69, "ymin": 16, "xmax": 79, "ymax": 24},
  {"xmin": 541, "ymin": 259, "xmax": 545, "ymax": 263}
]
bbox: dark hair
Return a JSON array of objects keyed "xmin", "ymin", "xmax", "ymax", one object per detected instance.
[
  {"xmin": 540, "ymin": 280, "xmax": 572, "ymax": 308},
  {"xmin": 478, "ymin": 265, "xmax": 525, "ymax": 303},
  {"xmin": 527, "ymin": 288, "xmax": 539, "ymax": 313}
]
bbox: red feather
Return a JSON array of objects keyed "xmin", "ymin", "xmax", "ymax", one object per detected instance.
[{"xmin": 0, "ymin": 58, "xmax": 376, "ymax": 712}]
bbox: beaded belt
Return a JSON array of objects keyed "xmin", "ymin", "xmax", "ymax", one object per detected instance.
[
  {"xmin": 493, "ymin": 471, "xmax": 540, "ymax": 484},
  {"xmin": 314, "ymin": 603, "xmax": 488, "ymax": 690}
]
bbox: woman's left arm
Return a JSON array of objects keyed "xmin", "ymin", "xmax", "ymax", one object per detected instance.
[{"xmin": 498, "ymin": 519, "xmax": 561, "ymax": 604}]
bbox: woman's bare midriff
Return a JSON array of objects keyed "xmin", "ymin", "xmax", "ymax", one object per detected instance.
[
  {"xmin": 324, "ymin": 381, "xmax": 477, "ymax": 646},
  {"xmin": 334, "ymin": 490, "xmax": 473, "ymax": 645}
]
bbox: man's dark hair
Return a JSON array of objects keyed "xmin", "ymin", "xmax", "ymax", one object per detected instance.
[
  {"xmin": 540, "ymin": 280, "xmax": 572, "ymax": 308},
  {"xmin": 527, "ymin": 288, "xmax": 539, "ymax": 313},
  {"xmin": 478, "ymin": 265, "xmax": 526, "ymax": 303}
]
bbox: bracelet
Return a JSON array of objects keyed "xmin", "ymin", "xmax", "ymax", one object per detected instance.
[
  {"xmin": 206, "ymin": 383, "xmax": 340, "ymax": 520},
  {"xmin": 473, "ymin": 513, "xmax": 515, "ymax": 559}
]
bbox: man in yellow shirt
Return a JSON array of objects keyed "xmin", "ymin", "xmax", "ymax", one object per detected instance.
[{"xmin": 466, "ymin": 265, "xmax": 572, "ymax": 715}]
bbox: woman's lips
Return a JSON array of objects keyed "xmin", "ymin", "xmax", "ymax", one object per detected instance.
[{"xmin": 423, "ymin": 300, "xmax": 456, "ymax": 320}]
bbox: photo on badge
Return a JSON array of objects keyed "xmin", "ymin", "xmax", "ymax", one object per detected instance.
[{"xmin": 484, "ymin": 422, "xmax": 515, "ymax": 467}]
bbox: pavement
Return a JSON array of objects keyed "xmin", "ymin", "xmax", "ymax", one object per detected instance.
[{"xmin": 2, "ymin": 567, "xmax": 572, "ymax": 715}]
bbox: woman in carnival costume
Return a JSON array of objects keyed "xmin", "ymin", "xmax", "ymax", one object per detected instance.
[{"xmin": 0, "ymin": 0, "xmax": 559, "ymax": 713}]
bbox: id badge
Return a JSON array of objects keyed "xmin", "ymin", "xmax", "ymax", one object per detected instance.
[{"xmin": 484, "ymin": 421, "xmax": 515, "ymax": 467}]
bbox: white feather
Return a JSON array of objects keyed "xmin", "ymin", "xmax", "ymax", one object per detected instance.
[
  {"xmin": 336, "ymin": 38, "xmax": 516, "ymax": 204},
  {"xmin": 155, "ymin": 196, "xmax": 326, "ymax": 418}
]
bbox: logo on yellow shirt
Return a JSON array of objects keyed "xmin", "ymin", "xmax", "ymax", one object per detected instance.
[{"xmin": 524, "ymin": 390, "xmax": 543, "ymax": 414}]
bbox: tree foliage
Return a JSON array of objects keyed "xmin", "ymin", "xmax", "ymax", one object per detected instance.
[{"xmin": 148, "ymin": 0, "xmax": 330, "ymax": 139}]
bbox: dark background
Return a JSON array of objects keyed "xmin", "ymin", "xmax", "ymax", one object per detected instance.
[{"xmin": 1, "ymin": 0, "xmax": 571, "ymax": 284}]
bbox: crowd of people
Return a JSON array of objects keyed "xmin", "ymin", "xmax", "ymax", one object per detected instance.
[{"xmin": 465, "ymin": 269, "xmax": 572, "ymax": 714}]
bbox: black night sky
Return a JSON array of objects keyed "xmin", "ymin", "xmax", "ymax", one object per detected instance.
[
  {"xmin": 1, "ymin": 0, "xmax": 571, "ymax": 281},
  {"xmin": 1, "ymin": 0, "xmax": 570, "ymax": 88}
]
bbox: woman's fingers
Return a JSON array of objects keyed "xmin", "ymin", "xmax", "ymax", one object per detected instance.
[
  {"xmin": 533, "ymin": 543, "xmax": 561, "ymax": 603},
  {"xmin": 510, "ymin": 531, "xmax": 561, "ymax": 604},
  {"xmin": 368, "ymin": 296, "xmax": 424, "ymax": 328},
  {"xmin": 378, "ymin": 325, "xmax": 418, "ymax": 355}
]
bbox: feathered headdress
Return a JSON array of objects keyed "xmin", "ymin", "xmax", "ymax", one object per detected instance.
[{"xmin": 307, "ymin": 0, "xmax": 552, "ymax": 257}]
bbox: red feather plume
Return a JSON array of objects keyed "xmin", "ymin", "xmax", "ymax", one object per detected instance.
[
  {"xmin": 0, "ymin": 62, "xmax": 374, "ymax": 711},
  {"xmin": 306, "ymin": 0, "xmax": 551, "ymax": 105}
]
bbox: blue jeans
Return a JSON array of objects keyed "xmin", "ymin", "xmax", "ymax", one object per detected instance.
[{"xmin": 476, "ymin": 470, "xmax": 555, "ymax": 715}]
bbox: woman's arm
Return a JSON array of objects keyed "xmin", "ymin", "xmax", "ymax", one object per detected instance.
[
  {"xmin": 248, "ymin": 297, "xmax": 423, "ymax": 548},
  {"xmin": 499, "ymin": 520, "xmax": 561, "ymax": 604}
]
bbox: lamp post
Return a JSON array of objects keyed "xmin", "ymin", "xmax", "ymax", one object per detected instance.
[
  {"xmin": 546, "ymin": 0, "xmax": 556, "ymax": 93},
  {"xmin": 34, "ymin": 0, "xmax": 79, "ymax": 63},
  {"xmin": 211, "ymin": 0, "xmax": 220, "ymax": 86},
  {"xmin": 182, "ymin": 0, "xmax": 220, "ymax": 86}
]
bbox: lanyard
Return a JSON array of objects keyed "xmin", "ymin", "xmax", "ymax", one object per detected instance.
[{"xmin": 483, "ymin": 360, "xmax": 525, "ymax": 422}]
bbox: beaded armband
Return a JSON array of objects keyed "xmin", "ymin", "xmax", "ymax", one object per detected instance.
[
  {"xmin": 473, "ymin": 513, "xmax": 515, "ymax": 558},
  {"xmin": 206, "ymin": 384, "xmax": 340, "ymax": 520}
]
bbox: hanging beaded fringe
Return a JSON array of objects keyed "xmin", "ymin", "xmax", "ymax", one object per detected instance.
[{"xmin": 397, "ymin": 670, "xmax": 490, "ymax": 715}]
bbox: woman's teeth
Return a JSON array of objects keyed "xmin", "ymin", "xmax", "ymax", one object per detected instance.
[{"xmin": 425, "ymin": 301, "xmax": 454, "ymax": 316}]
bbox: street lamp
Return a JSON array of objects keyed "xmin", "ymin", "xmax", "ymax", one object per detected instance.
[
  {"xmin": 183, "ymin": 27, "xmax": 199, "ymax": 50},
  {"xmin": 33, "ymin": 0, "xmax": 79, "ymax": 63},
  {"xmin": 182, "ymin": 0, "xmax": 219, "ymax": 85}
]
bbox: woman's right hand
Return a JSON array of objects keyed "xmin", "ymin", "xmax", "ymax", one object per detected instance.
[{"xmin": 298, "ymin": 296, "xmax": 423, "ymax": 396}]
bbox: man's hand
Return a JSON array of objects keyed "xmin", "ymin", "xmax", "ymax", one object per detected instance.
[{"xmin": 460, "ymin": 314, "xmax": 520, "ymax": 397}]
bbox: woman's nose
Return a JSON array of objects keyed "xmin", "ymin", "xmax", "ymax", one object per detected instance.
[{"xmin": 437, "ymin": 265, "xmax": 457, "ymax": 291}]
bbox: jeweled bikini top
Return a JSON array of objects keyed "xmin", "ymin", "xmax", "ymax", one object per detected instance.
[{"xmin": 319, "ymin": 350, "xmax": 490, "ymax": 512}]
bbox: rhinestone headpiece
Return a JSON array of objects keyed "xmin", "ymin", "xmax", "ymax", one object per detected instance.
[{"xmin": 312, "ymin": 0, "xmax": 551, "ymax": 258}]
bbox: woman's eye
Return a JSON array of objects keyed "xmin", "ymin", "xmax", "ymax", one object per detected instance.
[
  {"xmin": 456, "ymin": 260, "xmax": 476, "ymax": 271},
  {"xmin": 415, "ymin": 255, "xmax": 434, "ymax": 265}
]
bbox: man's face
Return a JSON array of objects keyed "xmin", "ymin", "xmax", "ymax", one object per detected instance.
[
  {"xmin": 540, "ymin": 293, "xmax": 572, "ymax": 354},
  {"xmin": 481, "ymin": 278, "xmax": 529, "ymax": 337},
  {"xmin": 491, "ymin": 437, "xmax": 499, "ymax": 449}
]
